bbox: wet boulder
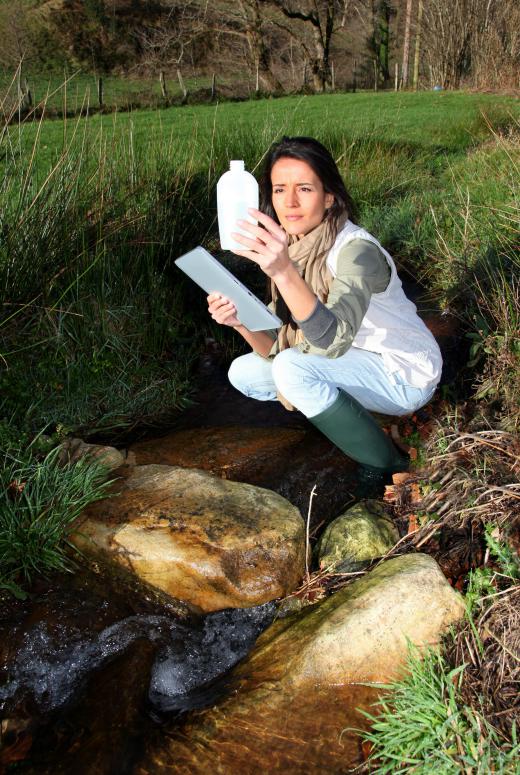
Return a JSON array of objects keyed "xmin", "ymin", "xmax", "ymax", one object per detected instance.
[
  {"xmin": 71, "ymin": 464, "xmax": 305, "ymax": 612},
  {"xmin": 136, "ymin": 553, "xmax": 465, "ymax": 775},
  {"xmin": 129, "ymin": 425, "xmax": 359, "ymax": 531},
  {"xmin": 317, "ymin": 500, "xmax": 399, "ymax": 572}
]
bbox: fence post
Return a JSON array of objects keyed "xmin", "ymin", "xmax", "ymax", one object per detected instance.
[
  {"xmin": 24, "ymin": 78, "xmax": 32, "ymax": 108},
  {"xmin": 97, "ymin": 76, "xmax": 103, "ymax": 107},
  {"xmin": 394, "ymin": 62, "xmax": 399, "ymax": 91},
  {"xmin": 159, "ymin": 70, "xmax": 168, "ymax": 98},
  {"xmin": 373, "ymin": 60, "xmax": 378, "ymax": 91},
  {"xmin": 177, "ymin": 68, "xmax": 188, "ymax": 103},
  {"xmin": 353, "ymin": 59, "xmax": 357, "ymax": 93},
  {"xmin": 331, "ymin": 60, "xmax": 335, "ymax": 91},
  {"xmin": 211, "ymin": 73, "xmax": 216, "ymax": 101}
]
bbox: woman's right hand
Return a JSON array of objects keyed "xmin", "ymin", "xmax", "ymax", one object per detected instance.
[{"xmin": 207, "ymin": 292, "xmax": 241, "ymax": 328}]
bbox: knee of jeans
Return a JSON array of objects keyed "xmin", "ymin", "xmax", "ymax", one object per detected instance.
[
  {"xmin": 272, "ymin": 348, "xmax": 309, "ymax": 395},
  {"xmin": 228, "ymin": 355, "xmax": 249, "ymax": 395}
]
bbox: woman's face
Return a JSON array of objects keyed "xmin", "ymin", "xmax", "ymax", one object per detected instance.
[{"xmin": 270, "ymin": 157, "xmax": 334, "ymax": 238}]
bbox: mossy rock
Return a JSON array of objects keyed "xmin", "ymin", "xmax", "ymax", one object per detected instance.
[{"xmin": 317, "ymin": 500, "xmax": 399, "ymax": 572}]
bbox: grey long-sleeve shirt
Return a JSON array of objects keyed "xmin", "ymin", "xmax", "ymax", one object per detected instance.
[{"xmin": 268, "ymin": 238, "xmax": 390, "ymax": 359}]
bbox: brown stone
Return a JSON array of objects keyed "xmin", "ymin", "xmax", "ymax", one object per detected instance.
[
  {"xmin": 317, "ymin": 500, "xmax": 400, "ymax": 572},
  {"xmin": 127, "ymin": 426, "xmax": 305, "ymax": 483},
  {"xmin": 71, "ymin": 464, "xmax": 305, "ymax": 612},
  {"xmin": 59, "ymin": 438, "xmax": 125, "ymax": 472},
  {"xmin": 135, "ymin": 553, "xmax": 465, "ymax": 775}
]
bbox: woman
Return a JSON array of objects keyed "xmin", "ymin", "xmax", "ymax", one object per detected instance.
[{"xmin": 207, "ymin": 136, "xmax": 442, "ymax": 479}]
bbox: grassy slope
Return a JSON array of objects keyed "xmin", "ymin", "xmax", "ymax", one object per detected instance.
[
  {"xmin": 4, "ymin": 91, "xmax": 518, "ymax": 172},
  {"xmin": 1, "ymin": 92, "xmax": 518, "ymax": 441},
  {"xmin": 0, "ymin": 71, "xmax": 235, "ymax": 113}
]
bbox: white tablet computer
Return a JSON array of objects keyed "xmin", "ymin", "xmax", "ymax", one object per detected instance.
[{"xmin": 175, "ymin": 246, "xmax": 282, "ymax": 332}]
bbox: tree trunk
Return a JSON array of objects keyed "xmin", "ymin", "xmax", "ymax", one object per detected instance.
[
  {"xmin": 378, "ymin": 1, "xmax": 392, "ymax": 84},
  {"xmin": 401, "ymin": 0, "xmax": 413, "ymax": 88},
  {"xmin": 242, "ymin": 0, "xmax": 282, "ymax": 93},
  {"xmin": 412, "ymin": 0, "xmax": 423, "ymax": 90},
  {"xmin": 311, "ymin": 25, "xmax": 330, "ymax": 92}
]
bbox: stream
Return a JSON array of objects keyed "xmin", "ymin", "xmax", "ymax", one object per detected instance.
[
  {"xmin": 0, "ymin": 564, "xmax": 276, "ymax": 774},
  {"xmin": 1, "ymin": 309, "xmax": 460, "ymax": 774}
]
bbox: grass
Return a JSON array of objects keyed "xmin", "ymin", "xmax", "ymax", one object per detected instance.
[
  {"xmin": 356, "ymin": 523, "xmax": 520, "ymax": 774},
  {"xmin": 357, "ymin": 643, "xmax": 519, "ymax": 774},
  {"xmin": 0, "ymin": 444, "xmax": 113, "ymax": 598},
  {"xmin": 0, "ymin": 69, "xmax": 237, "ymax": 114},
  {"xmin": 0, "ymin": 90, "xmax": 518, "ymax": 441}
]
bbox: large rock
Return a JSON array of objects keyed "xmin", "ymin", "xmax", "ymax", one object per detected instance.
[
  {"xmin": 71, "ymin": 465, "xmax": 305, "ymax": 612},
  {"xmin": 136, "ymin": 553, "xmax": 465, "ymax": 774},
  {"xmin": 130, "ymin": 426, "xmax": 359, "ymax": 533},
  {"xmin": 127, "ymin": 426, "xmax": 305, "ymax": 482},
  {"xmin": 317, "ymin": 500, "xmax": 399, "ymax": 572}
]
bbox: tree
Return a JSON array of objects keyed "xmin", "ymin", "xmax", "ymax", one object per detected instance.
[
  {"xmin": 367, "ymin": 1, "xmax": 396, "ymax": 86},
  {"xmin": 412, "ymin": 0, "xmax": 423, "ymax": 89},
  {"xmin": 137, "ymin": 2, "xmax": 206, "ymax": 76},
  {"xmin": 269, "ymin": 0, "xmax": 353, "ymax": 92},
  {"xmin": 207, "ymin": 0, "xmax": 283, "ymax": 92},
  {"xmin": 400, "ymin": 0, "xmax": 412, "ymax": 87},
  {"xmin": 422, "ymin": 0, "xmax": 479, "ymax": 89}
]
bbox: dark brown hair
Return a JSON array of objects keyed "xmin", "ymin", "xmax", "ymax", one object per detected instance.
[{"xmin": 259, "ymin": 136, "xmax": 358, "ymax": 228}]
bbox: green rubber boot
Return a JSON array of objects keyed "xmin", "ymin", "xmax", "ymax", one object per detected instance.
[{"xmin": 309, "ymin": 389, "xmax": 409, "ymax": 475}]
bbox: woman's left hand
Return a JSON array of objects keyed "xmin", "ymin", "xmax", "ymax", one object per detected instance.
[{"xmin": 231, "ymin": 208, "xmax": 290, "ymax": 279}]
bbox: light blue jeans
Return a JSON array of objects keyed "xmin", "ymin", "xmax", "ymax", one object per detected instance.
[{"xmin": 228, "ymin": 346, "xmax": 437, "ymax": 418}]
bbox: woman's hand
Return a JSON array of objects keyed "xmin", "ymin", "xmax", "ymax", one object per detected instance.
[
  {"xmin": 208, "ymin": 291, "xmax": 274, "ymax": 356},
  {"xmin": 231, "ymin": 208, "xmax": 291, "ymax": 280},
  {"xmin": 207, "ymin": 292, "xmax": 241, "ymax": 327},
  {"xmin": 233, "ymin": 208, "xmax": 318, "ymax": 322}
]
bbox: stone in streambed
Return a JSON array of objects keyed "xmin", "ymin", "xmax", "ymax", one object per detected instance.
[
  {"xmin": 71, "ymin": 464, "xmax": 305, "ymax": 612},
  {"xmin": 317, "ymin": 500, "xmax": 399, "ymax": 572},
  {"xmin": 58, "ymin": 438, "xmax": 125, "ymax": 472},
  {"xmin": 127, "ymin": 426, "xmax": 305, "ymax": 483},
  {"xmin": 135, "ymin": 553, "xmax": 465, "ymax": 775}
]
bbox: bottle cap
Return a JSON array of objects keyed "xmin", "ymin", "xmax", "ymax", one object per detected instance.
[{"xmin": 230, "ymin": 160, "xmax": 245, "ymax": 171}]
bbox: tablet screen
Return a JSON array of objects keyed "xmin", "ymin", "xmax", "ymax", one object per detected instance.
[{"xmin": 175, "ymin": 246, "xmax": 282, "ymax": 332}]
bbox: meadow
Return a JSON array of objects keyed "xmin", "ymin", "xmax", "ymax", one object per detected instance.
[
  {"xmin": 0, "ymin": 69, "xmax": 232, "ymax": 114},
  {"xmin": 1, "ymin": 90, "xmax": 518, "ymax": 445}
]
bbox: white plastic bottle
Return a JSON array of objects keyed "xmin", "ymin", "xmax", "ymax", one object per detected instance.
[{"xmin": 217, "ymin": 160, "xmax": 259, "ymax": 251}]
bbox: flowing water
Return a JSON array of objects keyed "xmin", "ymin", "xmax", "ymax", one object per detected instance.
[
  {"xmin": 1, "ymin": 353, "xmax": 430, "ymax": 773},
  {"xmin": 1, "ymin": 607, "xmax": 275, "ymax": 717},
  {"xmin": 0, "ymin": 568, "xmax": 276, "ymax": 773}
]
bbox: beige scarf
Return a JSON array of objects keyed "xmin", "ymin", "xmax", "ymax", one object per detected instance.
[{"xmin": 270, "ymin": 213, "xmax": 347, "ymax": 410}]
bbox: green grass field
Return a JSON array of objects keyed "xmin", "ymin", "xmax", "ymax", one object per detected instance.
[
  {"xmin": 3, "ymin": 91, "xmax": 518, "ymax": 173},
  {"xmin": 1, "ymin": 91, "xmax": 518, "ymax": 445},
  {"xmin": 0, "ymin": 70, "xmax": 231, "ymax": 113}
]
